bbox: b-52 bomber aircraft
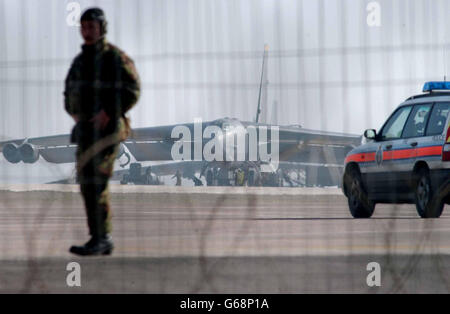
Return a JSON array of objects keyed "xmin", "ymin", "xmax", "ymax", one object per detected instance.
[
  {"xmin": 0, "ymin": 46, "xmax": 361, "ymax": 187},
  {"xmin": 0, "ymin": 117, "xmax": 360, "ymax": 187}
]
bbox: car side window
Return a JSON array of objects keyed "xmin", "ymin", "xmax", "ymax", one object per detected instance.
[
  {"xmin": 380, "ymin": 106, "xmax": 412, "ymax": 140},
  {"xmin": 402, "ymin": 104, "xmax": 432, "ymax": 138},
  {"xmin": 426, "ymin": 102, "xmax": 450, "ymax": 136}
]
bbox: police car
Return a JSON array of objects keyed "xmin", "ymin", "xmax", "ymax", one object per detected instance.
[{"xmin": 343, "ymin": 82, "xmax": 450, "ymax": 218}]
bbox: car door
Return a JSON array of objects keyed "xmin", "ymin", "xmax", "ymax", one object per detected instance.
[
  {"xmin": 417, "ymin": 102, "xmax": 450, "ymax": 188},
  {"xmin": 367, "ymin": 105, "xmax": 413, "ymax": 199},
  {"xmin": 397, "ymin": 103, "xmax": 433, "ymax": 196}
]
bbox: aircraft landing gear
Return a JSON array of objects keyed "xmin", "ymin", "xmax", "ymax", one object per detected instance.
[
  {"xmin": 206, "ymin": 169, "xmax": 214, "ymax": 186},
  {"xmin": 120, "ymin": 163, "xmax": 160, "ymax": 185},
  {"xmin": 247, "ymin": 169, "xmax": 256, "ymax": 186}
]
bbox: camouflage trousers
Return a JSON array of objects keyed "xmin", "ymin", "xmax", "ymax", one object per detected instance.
[{"xmin": 76, "ymin": 140, "xmax": 119, "ymax": 238}]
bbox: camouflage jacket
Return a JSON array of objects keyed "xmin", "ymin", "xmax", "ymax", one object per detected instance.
[{"xmin": 64, "ymin": 38, "xmax": 140, "ymax": 140}]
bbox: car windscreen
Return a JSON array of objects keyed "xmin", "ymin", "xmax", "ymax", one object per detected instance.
[{"xmin": 380, "ymin": 106, "xmax": 412, "ymax": 140}]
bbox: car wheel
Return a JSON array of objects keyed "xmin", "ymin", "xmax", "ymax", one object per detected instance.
[
  {"xmin": 344, "ymin": 168, "xmax": 375, "ymax": 218},
  {"xmin": 414, "ymin": 168, "xmax": 444, "ymax": 218}
]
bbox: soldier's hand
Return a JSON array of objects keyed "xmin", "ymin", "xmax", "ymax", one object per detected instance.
[{"xmin": 90, "ymin": 109, "xmax": 110, "ymax": 130}]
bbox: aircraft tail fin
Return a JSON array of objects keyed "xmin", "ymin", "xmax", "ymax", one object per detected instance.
[{"xmin": 255, "ymin": 44, "xmax": 269, "ymax": 123}]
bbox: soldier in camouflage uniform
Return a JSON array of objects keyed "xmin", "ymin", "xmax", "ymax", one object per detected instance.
[{"xmin": 64, "ymin": 8, "xmax": 140, "ymax": 256}]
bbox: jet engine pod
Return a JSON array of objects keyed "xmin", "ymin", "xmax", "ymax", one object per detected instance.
[
  {"xmin": 2, "ymin": 143, "xmax": 21, "ymax": 164},
  {"xmin": 19, "ymin": 143, "xmax": 40, "ymax": 164}
]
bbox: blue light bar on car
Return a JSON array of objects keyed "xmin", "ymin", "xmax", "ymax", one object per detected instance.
[{"xmin": 423, "ymin": 81, "xmax": 450, "ymax": 92}]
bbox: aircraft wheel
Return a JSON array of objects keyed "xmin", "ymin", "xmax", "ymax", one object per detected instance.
[
  {"xmin": 145, "ymin": 174, "xmax": 153, "ymax": 185},
  {"xmin": 248, "ymin": 170, "xmax": 255, "ymax": 186},
  {"xmin": 206, "ymin": 170, "xmax": 214, "ymax": 186},
  {"xmin": 120, "ymin": 174, "xmax": 129, "ymax": 185}
]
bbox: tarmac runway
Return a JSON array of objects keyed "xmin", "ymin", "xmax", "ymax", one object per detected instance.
[{"xmin": 1, "ymin": 184, "xmax": 450, "ymax": 293}]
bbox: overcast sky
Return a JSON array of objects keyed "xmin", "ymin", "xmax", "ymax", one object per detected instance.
[{"xmin": 0, "ymin": 0, "xmax": 449, "ymax": 182}]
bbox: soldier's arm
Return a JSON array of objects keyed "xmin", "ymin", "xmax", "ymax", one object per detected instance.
[
  {"xmin": 119, "ymin": 53, "xmax": 141, "ymax": 114},
  {"xmin": 102, "ymin": 50, "xmax": 140, "ymax": 120},
  {"xmin": 64, "ymin": 57, "xmax": 82, "ymax": 117},
  {"xmin": 63, "ymin": 70, "xmax": 74, "ymax": 115}
]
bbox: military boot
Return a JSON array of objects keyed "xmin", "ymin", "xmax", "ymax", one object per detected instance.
[{"xmin": 69, "ymin": 234, "xmax": 114, "ymax": 256}]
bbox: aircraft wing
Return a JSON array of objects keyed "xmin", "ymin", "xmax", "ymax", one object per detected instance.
[
  {"xmin": 0, "ymin": 134, "xmax": 75, "ymax": 164},
  {"xmin": 0, "ymin": 121, "xmax": 203, "ymax": 164},
  {"xmin": 275, "ymin": 125, "xmax": 361, "ymax": 165},
  {"xmin": 0, "ymin": 120, "xmax": 208, "ymax": 164},
  {"xmin": 1, "ymin": 119, "xmax": 361, "ymax": 167},
  {"xmin": 0, "ymin": 134, "xmax": 72, "ymax": 150},
  {"xmin": 124, "ymin": 121, "xmax": 217, "ymax": 161},
  {"xmin": 278, "ymin": 126, "xmax": 361, "ymax": 147}
]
